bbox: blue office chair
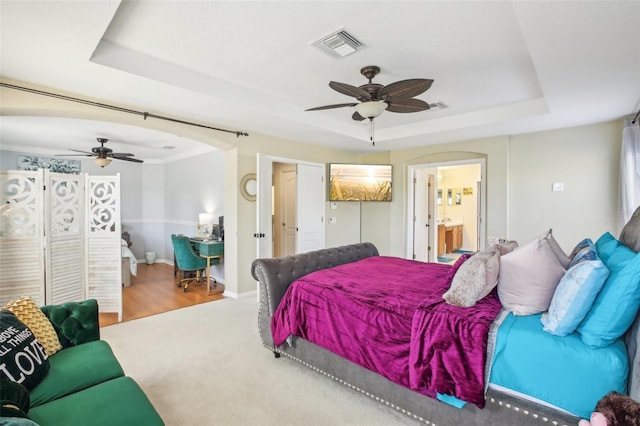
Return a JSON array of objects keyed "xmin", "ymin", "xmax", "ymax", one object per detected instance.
[{"xmin": 171, "ymin": 234, "xmax": 207, "ymax": 292}]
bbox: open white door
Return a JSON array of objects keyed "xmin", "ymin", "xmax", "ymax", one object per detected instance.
[
  {"xmin": 296, "ymin": 163, "xmax": 325, "ymax": 254},
  {"xmin": 413, "ymin": 168, "xmax": 429, "ymax": 262},
  {"xmin": 256, "ymin": 153, "xmax": 273, "ymax": 259}
]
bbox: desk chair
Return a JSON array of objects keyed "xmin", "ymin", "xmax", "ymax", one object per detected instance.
[{"xmin": 171, "ymin": 234, "xmax": 207, "ymax": 292}]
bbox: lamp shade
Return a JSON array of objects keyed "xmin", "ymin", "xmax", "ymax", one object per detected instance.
[
  {"xmin": 199, "ymin": 213, "xmax": 216, "ymax": 225},
  {"xmin": 95, "ymin": 157, "xmax": 112, "ymax": 168},
  {"xmin": 355, "ymin": 101, "xmax": 388, "ymax": 119}
]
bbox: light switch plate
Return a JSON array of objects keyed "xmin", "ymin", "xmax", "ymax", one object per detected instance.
[{"xmin": 552, "ymin": 182, "xmax": 565, "ymax": 192}]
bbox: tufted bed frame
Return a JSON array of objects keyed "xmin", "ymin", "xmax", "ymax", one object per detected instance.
[{"xmin": 252, "ymin": 242, "xmax": 640, "ymax": 426}]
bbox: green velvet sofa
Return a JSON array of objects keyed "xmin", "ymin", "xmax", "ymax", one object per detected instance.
[{"xmin": 3, "ymin": 299, "xmax": 163, "ymax": 426}]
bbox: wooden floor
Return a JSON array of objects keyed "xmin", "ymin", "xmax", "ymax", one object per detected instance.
[{"xmin": 99, "ymin": 263, "xmax": 225, "ymax": 327}]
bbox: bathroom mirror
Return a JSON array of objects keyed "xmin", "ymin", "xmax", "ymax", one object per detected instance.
[{"xmin": 447, "ymin": 188, "xmax": 453, "ymax": 205}]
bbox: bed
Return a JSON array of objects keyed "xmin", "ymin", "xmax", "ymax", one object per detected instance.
[{"xmin": 252, "ymin": 227, "xmax": 640, "ymax": 425}]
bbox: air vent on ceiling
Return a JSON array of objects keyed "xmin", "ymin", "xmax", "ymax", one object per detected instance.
[{"xmin": 312, "ymin": 29, "xmax": 365, "ymax": 58}]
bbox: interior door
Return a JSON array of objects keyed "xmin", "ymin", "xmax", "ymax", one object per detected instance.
[
  {"xmin": 413, "ymin": 168, "xmax": 429, "ymax": 261},
  {"xmin": 281, "ymin": 169, "xmax": 297, "ymax": 256},
  {"xmin": 256, "ymin": 153, "xmax": 273, "ymax": 259},
  {"xmin": 295, "ymin": 163, "xmax": 324, "ymax": 253}
]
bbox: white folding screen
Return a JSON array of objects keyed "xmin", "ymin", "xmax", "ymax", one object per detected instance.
[
  {"xmin": 86, "ymin": 174, "xmax": 122, "ymax": 320},
  {"xmin": 44, "ymin": 170, "xmax": 85, "ymax": 305},
  {"xmin": 0, "ymin": 170, "xmax": 46, "ymax": 306},
  {"xmin": 0, "ymin": 169, "xmax": 121, "ymax": 320}
]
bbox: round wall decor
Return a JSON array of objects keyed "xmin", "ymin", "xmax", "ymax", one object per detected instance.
[{"xmin": 240, "ymin": 173, "xmax": 257, "ymax": 201}]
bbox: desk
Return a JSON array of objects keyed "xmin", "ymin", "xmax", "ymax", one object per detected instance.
[{"xmin": 189, "ymin": 238, "xmax": 224, "ymax": 295}]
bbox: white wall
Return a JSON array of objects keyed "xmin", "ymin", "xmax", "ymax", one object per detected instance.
[{"xmin": 508, "ymin": 121, "xmax": 622, "ymax": 252}]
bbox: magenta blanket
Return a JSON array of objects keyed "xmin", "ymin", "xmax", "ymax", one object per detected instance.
[{"xmin": 271, "ymin": 256, "xmax": 501, "ymax": 407}]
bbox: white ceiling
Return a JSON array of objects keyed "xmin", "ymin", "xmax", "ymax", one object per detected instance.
[{"xmin": 1, "ymin": 1, "xmax": 639, "ymax": 163}]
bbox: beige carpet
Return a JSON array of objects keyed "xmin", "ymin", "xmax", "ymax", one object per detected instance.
[{"xmin": 100, "ymin": 298, "xmax": 420, "ymax": 426}]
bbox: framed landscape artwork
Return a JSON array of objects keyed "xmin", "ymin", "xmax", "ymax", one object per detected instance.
[{"xmin": 17, "ymin": 155, "xmax": 81, "ymax": 174}]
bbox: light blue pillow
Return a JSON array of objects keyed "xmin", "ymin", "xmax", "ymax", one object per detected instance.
[
  {"xmin": 577, "ymin": 243, "xmax": 640, "ymax": 348},
  {"xmin": 541, "ymin": 249, "xmax": 609, "ymax": 336}
]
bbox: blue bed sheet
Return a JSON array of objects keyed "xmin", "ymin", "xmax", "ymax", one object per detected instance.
[{"xmin": 489, "ymin": 312, "xmax": 628, "ymax": 418}]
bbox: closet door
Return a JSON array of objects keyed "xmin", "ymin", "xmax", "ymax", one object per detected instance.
[
  {"xmin": 86, "ymin": 174, "xmax": 122, "ymax": 320},
  {"xmin": 44, "ymin": 170, "xmax": 85, "ymax": 304},
  {"xmin": 0, "ymin": 170, "xmax": 45, "ymax": 305}
]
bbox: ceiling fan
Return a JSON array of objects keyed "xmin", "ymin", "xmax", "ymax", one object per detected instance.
[
  {"xmin": 306, "ymin": 65, "xmax": 434, "ymax": 122},
  {"xmin": 60, "ymin": 138, "xmax": 144, "ymax": 167}
]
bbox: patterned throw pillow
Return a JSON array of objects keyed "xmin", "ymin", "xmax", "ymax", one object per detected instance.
[
  {"xmin": 0, "ymin": 311, "xmax": 50, "ymax": 391},
  {"xmin": 443, "ymin": 248, "xmax": 500, "ymax": 307},
  {"xmin": 567, "ymin": 238, "xmax": 594, "ymax": 267},
  {"xmin": 3, "ymin": 297, "xmax": 62, "ymax": 356},
  {"xmin": 541, "ymin": 248, "xmax": 609, "ymax": 336}
]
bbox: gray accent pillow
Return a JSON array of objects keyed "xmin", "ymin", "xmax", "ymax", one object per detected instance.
[
  {"xmin": 620, "ymin": 205, "xmax": 640, "ymax": 253},
  {"xmin": 498, "ymin": 232, "xmax": 566, "ymax": 315},
  {"xmin": 443, "ymin": 247, "xmax": 500, "ymax": 307}
]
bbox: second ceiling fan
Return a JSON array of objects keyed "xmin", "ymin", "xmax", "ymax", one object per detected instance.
[{"xmin": 306, "ymin": 65, "xmax": 434, "ymax": 121}]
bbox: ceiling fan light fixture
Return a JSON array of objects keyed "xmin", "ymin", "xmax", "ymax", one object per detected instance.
[
  {"xmin": 95, "ymin": 157, "xmax": 112, "ymax": 168},
  {"xmin": 355, "ymin": 101, "xmax": 388, "ymax": 119}
]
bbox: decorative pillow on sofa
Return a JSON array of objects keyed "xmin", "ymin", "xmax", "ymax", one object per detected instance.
[
  {"xmin": 3, "ymin": 297, "xmax": 62, "ymax": 356},
  {"xmin": 577, "ymin": 239, "xmax": 640, "ymax": 348},
  {"xmin": 0, "ymin": 379, "xmax": 30, "ymax": 418},
  {"xmin": 541, "ymin": 248, "xmax": 609, "ymax": 336},
  {"xmin": 498, "ymin": 230, "xmax": 566, "ymax": 316},
  {"xmin": 0, "ymin": 311, "xmax": 50, "ymax": 391},
  {"xmin": 443, "ymin": 248, "xmax": 499, "ymax": 307}
]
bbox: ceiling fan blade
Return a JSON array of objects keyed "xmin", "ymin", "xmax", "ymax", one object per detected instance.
[
  {"xmin": 66, "ymin": 149, "xmax": 96, "ymax": 156},
  {"xmin": 329, "ymin": 81, "xmax": 371, "ymax": 101},
  {"xmin": 112, "ymin": 155, "xmax": 144, "ymax": 163},
  {"xmin": 306, "ymin": 103, "xmax": 358, "ymax": 112},
  {"xmin": 386, "ymin": 98, "xmax": 431, "ymax": 113},
  {"xmin": 352, "ymin": 111, "xmax": 366, "ymax": 121},
  {"xmin": 379, "ymin": 79, "xmax": 434, "ymax": 100},
  {"xmin": 110, "ymin": 152, "xmax": 135, "ymax": 157}
]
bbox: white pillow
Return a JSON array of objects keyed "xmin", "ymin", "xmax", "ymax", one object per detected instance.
[{"xmin": 498, "ymin": 232, "xmax": 566, "ymax": 315}]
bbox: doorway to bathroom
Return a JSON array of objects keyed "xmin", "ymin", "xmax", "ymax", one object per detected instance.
[{"xmin": 407, "ymin": 159, "xmax": 485, "ymax": 263}]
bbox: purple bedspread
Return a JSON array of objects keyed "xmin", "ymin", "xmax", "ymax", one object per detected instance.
[{"xmin": 271, "ymin": 256, "xmax": 501, "ymax": 407}]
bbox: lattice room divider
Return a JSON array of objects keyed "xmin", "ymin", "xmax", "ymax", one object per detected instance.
[{"xmin": 0, "ymin": 169, "xmax": 122, "ymax": 320}]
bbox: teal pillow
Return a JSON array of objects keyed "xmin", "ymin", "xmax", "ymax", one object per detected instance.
[
  {"xmin": 577, "ymin": 244, "xmax": 640, "ymax": 347},
  {"xmin": 541, "ymin": 249, "xmax": 609, "ymax": 336},
  {"xmin": 0, "ymin": 311, "xmax": 50, "ymax": 391},
  {"xmin": 595, "ymin": 232, "xmax": 620, "ymax": 264}
]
